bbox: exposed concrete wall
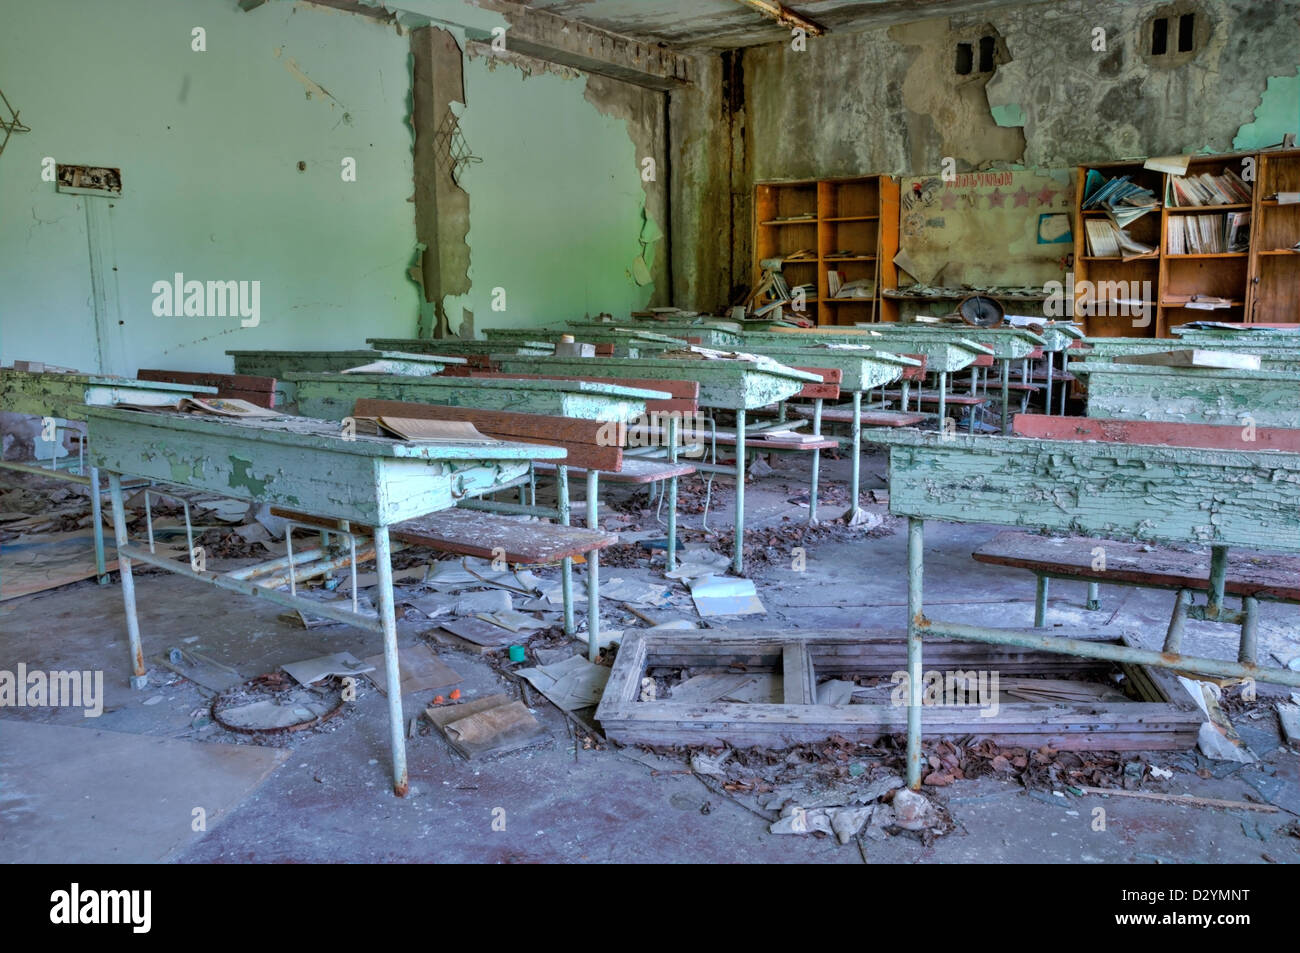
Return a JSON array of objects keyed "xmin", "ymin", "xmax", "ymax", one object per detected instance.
[{"xmin": 673, "ymin": 0, "xmax": 1300, "ymax": 310}]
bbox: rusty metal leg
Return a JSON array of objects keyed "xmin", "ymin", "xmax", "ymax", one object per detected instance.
[
  {"xmin": 1034, "ymin": 574, "xmax": 1049, "ymax": 627},
  {"xmin": 587, "ymin": 470, "xmax": 601, "ymax": 661},
  {"xmin": 906, "ymin": 516, "xmax": 924, "ymax": 790},
  {"xmin": 373, "ymin": 525, "xmax": 408, "ymax": 797},
  {"xmin": 1086, "ymin": 581, "xmax": 1101, "ymax": 611},
  {"xmin": 1239, "ymin": 596, "xmax": 1258, "ymax": 665},
  {"xmin": 1163, "ymin": 589, "xmax": 1190, "ymax": 654},
  {"xmin": 107, "ymin": 472, "xmax": 147, "ymax": 690},
  {"xmin": 1206, "ymin": 545, "xmax": 1228, "ymax": 619}
]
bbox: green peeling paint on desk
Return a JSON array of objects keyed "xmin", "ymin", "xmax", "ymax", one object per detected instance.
[
  {"xmin": 287, "ymin": 372, "xmax": 667, "ymax": 423},
  {"xmin": 85, "ymin": 406, "xmax": 563, "ymax": 526},
  {"xmin": 864, "ymin": 426, "xmax": 1300, "ymax": 552},
  {"xmin": 1070, "ymin": 361, "xmax": 1300, "ymax": 429}
]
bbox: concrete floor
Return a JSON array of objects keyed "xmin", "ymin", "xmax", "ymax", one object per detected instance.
[{"xmin": 2, "ymin": 446, "xmax": 1298, "ymax": 864}]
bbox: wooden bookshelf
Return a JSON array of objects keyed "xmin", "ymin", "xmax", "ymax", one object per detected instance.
[
  {"xmin": 1248, "ymin": 149, "xmax": 1300, "ymax": 324},
  {"xmin": 1072, "ymin": 159, "xmax": 1163, "ymax": 338},
  {"xmin": 1074, "ymin": 149, "xmax": 1300, "ymax": 337},
  {"xmin": 753, "ymin": 175, "xmax": 899, "ymax": 326}
]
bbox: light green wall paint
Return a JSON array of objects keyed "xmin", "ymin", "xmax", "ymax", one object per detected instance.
[
  {"xmin": 440, "ymin": 54, "xmax": 657, "ymax": 333},
  {"xmin": 990, "ymin": 103, "xmax": 1026, "ymax": 129},
  {"xmin": 1234, "ymin": 69, "xmax": 1300, "ymax": 150},
  {"xmin": 0, "ymin": 0, "xmax": 416, "ymax": 375}
]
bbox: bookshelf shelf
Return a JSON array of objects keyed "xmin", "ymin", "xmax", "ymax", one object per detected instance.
[
  {"xmin": 1166, "ymin": 204, "xmax": 1252, "ymax": 213},
  {"xmin": 753, "ymin": 175, "xmax": 899, "ymax": 326},
  {"xmin": 1074, "ymin": 149, "xmax": 1300, "ymax": 336}
]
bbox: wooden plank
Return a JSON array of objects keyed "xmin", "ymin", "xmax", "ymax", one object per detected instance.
[
  {"xmin": 276, "ymin": 507, "xmax": 617, "ymax": 563},
  {"xmin": 1012, "ymin": 413, "xmax": 1300, "ymax": 452},
  {"xmin": 1113, "ymin": 349, "xmax": 1262, "ymax": 370},
  {"xmin": 352, "ymin": 398, "xmax": 623, "ymax": 472},
  {"xmin": 136, "ymin": 369, "xmax": 277, "ymax": 408},
  {"xmin": 782, "ymin": 644, "xmax": 816, "ymax": 705},
  {"xmin": 973, "ymin": 530, "xmax": 1300, "ymax": 602},
  {"xmin": 790, "ymin": 366, "xmax": 841, "ymax": 399}
]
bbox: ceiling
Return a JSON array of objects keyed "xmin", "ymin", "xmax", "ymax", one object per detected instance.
[{"xmin": 517, "ymin": 0, "xmax": 1052, "ymax": 49}]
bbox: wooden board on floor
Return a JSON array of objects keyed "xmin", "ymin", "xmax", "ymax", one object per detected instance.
[{"xmin": 596, "ymin": 628, "xmax": 1201, "ymax": 750}]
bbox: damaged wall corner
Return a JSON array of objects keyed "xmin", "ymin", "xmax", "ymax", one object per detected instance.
[{"xmin": 410, "ymin": 25, "xmax": 472, "ymax": 338}]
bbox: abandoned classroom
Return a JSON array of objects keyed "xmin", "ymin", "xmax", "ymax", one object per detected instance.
[{"xmin": 3, "ymin": 0, "xmax": 1300, "ymax": 877}]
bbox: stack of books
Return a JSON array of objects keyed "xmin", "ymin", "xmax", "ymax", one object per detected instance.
[
  {"xmin": 1166, "ymin": 212, "xmax": 1250, "ymax": 254},
  {"xmin": 1167, "ymin": 170, "xmax": 1252, "ymax": 207}
]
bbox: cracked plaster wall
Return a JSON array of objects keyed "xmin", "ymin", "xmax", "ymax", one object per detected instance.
[{"xmin": 673, "ymin": 0, "xmax": 1300, "ymax": 311}]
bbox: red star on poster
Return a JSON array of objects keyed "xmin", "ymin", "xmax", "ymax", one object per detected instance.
[
  {"xmin": 1036, "ymin": 186, "xmax": 1056, "ymax": 205},
  {"xmin": 941, "ymin": 190, "xmax": 958, "ymax": 210},
  {"xmin": 987, "ymin": 188, "xmax": 1007, "ymax": 208},
  {"xmin": 1012, "ymin": 187, "xmax": 1031, "ymax": 207}
]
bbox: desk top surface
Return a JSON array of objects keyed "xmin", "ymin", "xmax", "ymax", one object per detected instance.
[{"xmin": 84, "ymin": 406, "xmax": 566, "ymax": 460}]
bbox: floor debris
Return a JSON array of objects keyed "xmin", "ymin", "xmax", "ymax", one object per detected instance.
[{"xmin": 425, "ymin": 694, "xmax": 546, "ymax": 759}]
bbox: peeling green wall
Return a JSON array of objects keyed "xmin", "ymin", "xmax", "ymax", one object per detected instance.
[
  {"xmin": 0, "ymin": 0, "xmax": 417, "ymax": 375},
  {"xmin": 438, "ymin": 51, "xmax": 659, "ymax": 333}
]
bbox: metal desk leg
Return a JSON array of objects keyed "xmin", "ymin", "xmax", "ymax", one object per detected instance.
[
  {"xmin": 1086, "ymin": 582, "xmax": 1100, "ymax": 611},
  {"xmin": 557, "ymin": 465, "xmax": 574, "ymax": 637},
  {"xmin": 1034, "ymin": 575, "xmax": 1049, "ymax": 626},
  {"xmin": 733, "ymin": 408, "xmax": 746, "ymax": 575},
  {"xmin": 107, "ymin": 473, "xmax": 148, "ymax": 690},
  {"xmin": 808, "ymin": 398, "xmax": 822, "ymax": 525},
  {"xmin": 906, "ymin": 517, "xmax": 924, "ymax": 790},
  {"xmin": 89, "ymin": 465, "xmax": 109, "ymax": 584},
  {"xmin": 587, "ymin": 470, "xmax": 601, "ymax": 661},
  {"xmin": 1206, "ymin": 545, "xmax": 1228, "ymax": 618},
  {"xmin": 666, "ymin": 417, "xmax": 678, "ymax": 573},
  {"xmin": 970, "ymin": 367, "xmax": 978, "ymax": 396},
  {"xmin": 1045, "ymin": 356, "xmax": 1055, "ymax": 415},
  {"xmin": 938, "ymin": 372, "xmax": 948, "ymax": 432},
  {"xmin": 1058, "ymin": 362, "xmax": 1068, "ymax": 415},
  {"xmin": 849, "ymin": 391, "xmax": 863, "ymax": 524},
  {"xmin": 901, "ymin": 380, "xmax": 911, "ymax": 411},
  {"xmin": 1164, "ymin": 589, "xmax": 1190, "ymax": 654},
  {"xmin": 1000, "ymin": 360, "xmax": 1011, "ymax": 435},
  {"xmin": 1240, "ymin": 596, "xmax": 1258, "ymax": 664},
  {"xmin": 372, "ymin": 525, "xmax": 408, "ymax": 797}
]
